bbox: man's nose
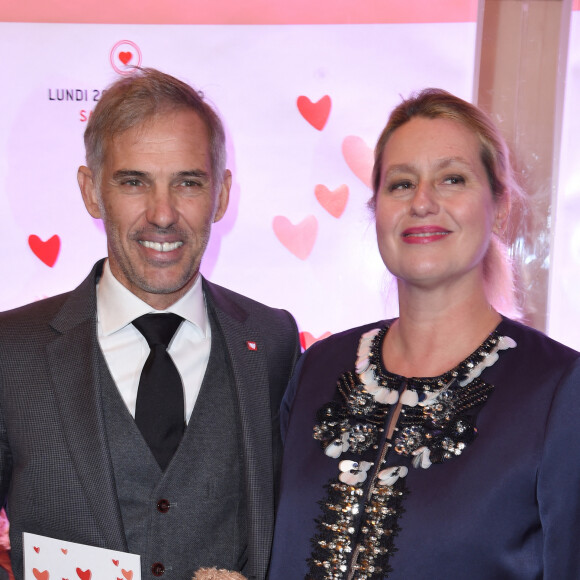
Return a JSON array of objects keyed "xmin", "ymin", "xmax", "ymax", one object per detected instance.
[{"xmin": 146, "ymin": 188, "xmax": 179, "ymax": 228}]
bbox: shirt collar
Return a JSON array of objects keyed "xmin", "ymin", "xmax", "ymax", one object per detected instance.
[{"xmin": 96, "ymin": 259, "xmax": 209, "ymax": 338}]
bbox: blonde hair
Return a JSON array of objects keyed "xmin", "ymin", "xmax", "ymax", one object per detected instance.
[{"xmin": 371, "ymin": 88, "xmax": 524, "ymax": 318}]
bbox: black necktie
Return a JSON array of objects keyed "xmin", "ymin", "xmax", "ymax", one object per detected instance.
[{"xmin": 133, "ymin": 313, "xmax": 185, "ymax": 470}]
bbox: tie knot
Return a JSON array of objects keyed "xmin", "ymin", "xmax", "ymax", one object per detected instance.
[{"xmin": 133, "ymin": 313, "xmax": 183, "ymax": 348}]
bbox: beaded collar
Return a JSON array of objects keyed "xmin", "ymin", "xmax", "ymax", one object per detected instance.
[{"xmin": 309, "ymin": 322, "xmax": 516, "ymax": 579}]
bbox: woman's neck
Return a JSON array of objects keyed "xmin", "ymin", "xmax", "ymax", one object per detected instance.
[{"xmin": 383, "ymin": 280, "xmax": 501, "ymax": 378}]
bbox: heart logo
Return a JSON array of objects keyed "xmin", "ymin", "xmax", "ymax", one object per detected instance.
[
  {"xmin": 34, "ymin": 546, "xmax": 40, "ymax": 553},
  {"xmin": 297, "ymin": 95, "xmax": 331, "ymax": 131},
  {"xmin": 300, "ymin": 331, "xmax": 332, "ymax": 350},
  {"xmin": 315, "ymin": 184, "xmax": 349, "ymax": 218},
  {"xmin": 32, "ymin": 570, "xmax": 48, "ymax": 580},
  {"xmin": 28, "ymin": 234, "xmax": 61, "ymax": 267},
  {"xmin": 342, "ymin": 136, "xmax": 373, "ymax": 188},
  {"xmin": 76, "ymin": 569, "xmax": 91, "ymax": 580},
  {"xmin": 119, "ymin": 51, "xmax": 132, "ymax": 65},
  {"xmin": 112, "ymin": 560, "xmax": 119, "ymax": 566},
  {"xmin": 61, "ymin": 548, "xmax": 68, "ymax": 554},
  {"xmin": 122, "ymin": 571, "xmax": 133, "ymax": 580},
  {"xmin": 272, "ymin": 215, "xmax": 318, "ymax": 260}
]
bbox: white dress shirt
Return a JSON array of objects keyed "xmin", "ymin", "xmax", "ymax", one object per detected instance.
[{"xmin": 96, "ymin": 260, "xmax": 211, "ymax": 423}]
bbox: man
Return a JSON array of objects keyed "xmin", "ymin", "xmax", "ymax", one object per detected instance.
[{"xmin": 0, "ymin": 68, "xmax": 300, "ymax": 579}]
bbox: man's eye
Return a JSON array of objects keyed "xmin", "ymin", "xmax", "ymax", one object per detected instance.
[
  {"xmin": 389, "ymin": 181, "xmax": 413, "ymax": 192},
  {"xmin": 122, "ymin": 179, "xmax": 142, "ymax": 186},
  {"xmin": 181, "ymin": 180, "xmax": 201, "ymax": 187}
]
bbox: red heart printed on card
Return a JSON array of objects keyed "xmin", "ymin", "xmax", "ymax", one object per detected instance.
[
  {"xmin": 300, "ymin": 331, "xmax": 332, "ymax": 350},
  {"xmin": 315, "ymin": 184, "xmax": 349, "ymax": 218},
  {"xmin": 272, "ymin": 215, "xmax": 318, "ymax": 260},
  {"xmin": 119, "ymin": 51, "xmax": 132, "ymax": 65},
  {"xmin": 34, "ymin": 546, "xmax": 40, "ymax": 553},
  {"xmin": 28, "ymin": 234, "xmax": 61, "ymax": 267},
  {"xmin": 76, "ymin": 569, "xmax": 91, "ymax": 580},
  {"xmin": 342, "ymin": 136, "xmax": 373, "ymax": 188},
  {"xmin": 112, "ymin": 560, "xmax": 119, "ymax": 566},
  {"xmin": 32, "ymin": 570, "xmax": 48, "ymax": 580},
  {"xmin": 297, "ymin": 95, "xmax": 331, "ymax": 131},
  {"xmin": 61, "ymin": 548, "xmax": 68, "ymax": 554},
  {"xmin": 122, "ymin": 571, "xmax": 133, "ymax": 580}
]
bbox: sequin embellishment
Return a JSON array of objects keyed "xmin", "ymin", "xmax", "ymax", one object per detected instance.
[{"xmin": 309, "ymin": 324, "xmax": 516, "ymax": 579}]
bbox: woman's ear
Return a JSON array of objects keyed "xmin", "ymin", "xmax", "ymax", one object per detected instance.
[{"xmin": 493, "ymin": 191, "xmax": 511, "ymax": 234}]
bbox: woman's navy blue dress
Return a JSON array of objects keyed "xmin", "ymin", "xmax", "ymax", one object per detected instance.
[{"xmin": 269, "ymin": 317, "xmax": 580, "ymax": 579}]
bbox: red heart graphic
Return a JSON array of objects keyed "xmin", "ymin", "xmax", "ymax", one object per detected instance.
[
  {"xmin": 342, "ymin": 136, "xmax": 373, "ymax": 188},
  {"xmin": 32, "ymin": 570, "xmax": 48, "ymax": 580},
  {"xmin": 76, "ymin": 569, "xmax": 91, "ymax": 580},
  {"xmin": 272, "ymin": 215, "xmax": 318, "ymax": 260},
  {"xmin": 112, "ymin": 560, "xmax": 119, "ymax": 566},
  {"xmin": 34, "ymin": 546, "xmax": 40, "ymax": 553},
  {"xmin": 119, "ymin": 51, "xmax": 132, "ymax": 65},
  {"xmin": 297, "ymin": 95, "xmax": 331, "ymax": 131},
  {"xmin": 61, "ymin": 548, "xmax": 68, "ymax": 554},
  {"xmin": 315, "ymin": 184, "xmax": 349, "ymax": 218},
  {"xmin": 122, "ymin": 571, "xmax": 133, "ymax": 580},
  {"xmin": 28, "ymin": 234, "xmax": 61, "ymax": 267},
  {"xmin": 300, "ymin": 331, "xmax": 332, "ymax": 350}
]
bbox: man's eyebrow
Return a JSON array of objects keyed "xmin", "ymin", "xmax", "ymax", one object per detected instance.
[
  {"xmin": 174, "ymin": 170, "xmax": 210, "ymax": 180},
  {"xmin": 112, "ymin": 169, "xmax": 149, "ymax": 181}
]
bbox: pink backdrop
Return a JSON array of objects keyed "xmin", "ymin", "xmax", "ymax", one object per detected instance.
[{"xmin": 1, "ymin": 0, "xmax": 578, "ymax": 351}]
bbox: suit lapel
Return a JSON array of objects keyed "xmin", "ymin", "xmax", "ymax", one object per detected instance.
[
  {"xmin": 46, "ymin": 261, "xmax": 127, "ymax": 551},
  {"xmin": 203, "ymin": 279, "xmax": 273, "ymax": 580}
]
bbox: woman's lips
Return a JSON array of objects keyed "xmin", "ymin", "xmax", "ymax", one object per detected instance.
[{"xmin": 401, "ymin": 226, "xmax": 450, "ymax": 244}]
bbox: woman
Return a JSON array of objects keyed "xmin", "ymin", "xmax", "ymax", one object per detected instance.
[{"xmin": 269, "ymin": 89, "xmax": 580, "ymax": 579}]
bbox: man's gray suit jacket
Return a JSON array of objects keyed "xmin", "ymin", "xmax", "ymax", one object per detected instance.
[{"xmin": 0, "ymin": 259, "xmax": 301, "ymax": 579}]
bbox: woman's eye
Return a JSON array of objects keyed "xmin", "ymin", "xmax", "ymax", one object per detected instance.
[{"xmin": 443, "ymin": 175, "xmax": 465, "ymax": 185}]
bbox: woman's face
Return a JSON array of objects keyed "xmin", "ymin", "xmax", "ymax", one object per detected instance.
[{"xmin": 375, "ymin": 116, "xmax": 505, "ymax": 291}]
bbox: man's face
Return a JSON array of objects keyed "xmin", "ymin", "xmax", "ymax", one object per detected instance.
[{"xmin": 78, "ymin": 109, "xmax": 230, "ymax": 309}]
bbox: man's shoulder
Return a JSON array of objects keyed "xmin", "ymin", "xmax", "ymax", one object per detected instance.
[
  {"xmin": 203, "ymin": 279, "xmax": 295, "ymax": 323},
  {"xmin": 0, "ymin": 261, "xmax": 100, "ymax": 333},
  {"xmin": 0, "ymin": 292, "xmax": 72, "ymax": 326}
]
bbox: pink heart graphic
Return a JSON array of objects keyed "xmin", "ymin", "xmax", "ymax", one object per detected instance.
[
  {"xmin": 32, "ymin": 570, "xmax": 48, "ymax": 580},
  {"xmin": 272, "ymin": 215, "xmax": 318, "ymax": 260},
  {"xmin": 33, "ymin": 546, "xmax": 40, "ymax": 553},
  {"xmin": 76, "ymin": 569, "xmax": 91, "ymax": 580},
  {"xmin": 112, "ymin": 560, "xmax": 119, "ymax": 566},
  {"xmin": 122, "ymin": 571, "xmax": 133, "ymax": 580},
  {"xmin": 297, "ymin": 95, "xmax": 331, "ymax": 131},
  {"xmin": 315, "ymin": 184, "xmax": 349, "ymax": 218},
  {"xmin": 119, "ymin": 51, "xmax": 132, "ymax": 65},
  {"xmin": 28, "ymin": 234, "xmax": 61, "ymax": 267},
  {"xmin": 342, "ymin": 136, "xmax": 373, "ymax": 188},
  {"xmin": 300, "ymin": 331, "xmax": 332, "ymax": 350},
  {"xmin": 61, "ymin": 548, "xmax": 68, "ymax": 554}
]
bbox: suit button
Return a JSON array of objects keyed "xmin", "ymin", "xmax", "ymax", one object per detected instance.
[
  {"xmin": 151, "ymin": 562, "xmax": 165, "ymax": 576},
  {"xmin": 157, "ymin": 499, "xmax": 170, "ymax": 513}
]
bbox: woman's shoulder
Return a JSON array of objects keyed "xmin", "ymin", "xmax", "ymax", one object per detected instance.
[
  {"xmin": 304, "ymin": 320, "xmax": 389, "ymax": 358},
  {"xmin": 499, "ymin": 316, "xmax": 580, "ymax": 364}
]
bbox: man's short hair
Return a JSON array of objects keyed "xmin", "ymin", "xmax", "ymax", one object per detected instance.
[{"xmin": 84, "ymin": 68, "xmax": 226, "ymax": 193}]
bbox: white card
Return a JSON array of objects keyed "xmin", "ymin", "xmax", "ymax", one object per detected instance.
[{"xmin": 23, "ymin": 532, "xmax": 141, "ymax": 580}]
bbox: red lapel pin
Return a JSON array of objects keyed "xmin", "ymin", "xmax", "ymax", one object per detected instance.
[{"xmin": 246, "ymin": 341, "xmax": 257, "ymax": 351}]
